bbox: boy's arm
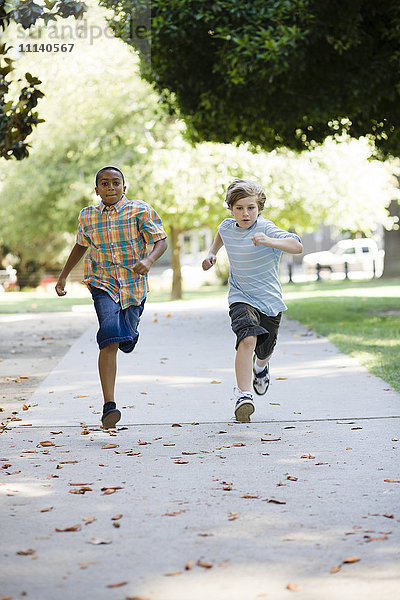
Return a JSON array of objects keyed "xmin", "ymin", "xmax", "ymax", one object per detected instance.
[
  {"xmin": 202, "ymin": 232, "xmax": 224, "ymax": 270},
  {"xmin": 252, "ymin": 233, "xmax": 303, "ymax": 254},
  {"xmin": 132, "ymin": 238, "xmax": 168, "ymax": 275},
  {"xmin": 55, "ymin": 243, "xmax": 88, "ymax": 296}
]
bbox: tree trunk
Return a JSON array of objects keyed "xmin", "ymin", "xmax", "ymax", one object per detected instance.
[
  {"xmin": 16, "ymin": 255, "xmax": 44, "ymax": 289},
  {"xmin": 169, "ymin": 225, "xmax": 182, "ymax": 300},
  {"xmin": 382, "ymin": 200, "xmax": 400, "ymax": 278}
]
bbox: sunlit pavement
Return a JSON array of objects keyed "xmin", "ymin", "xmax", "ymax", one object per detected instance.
[{"xmin": 1, "ymin": 297, "xmax": 399, "ymax": 600}]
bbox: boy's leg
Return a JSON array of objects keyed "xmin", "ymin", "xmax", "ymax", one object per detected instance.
[
  {"xmin": 98, "ymin": 342, "xmax": 121, "ymax": 428},
  {"xmin": 254, "ymin": 355, "xmax": 270, "ymax": 371},
  {"xmin": 253, "ymin": 312, "xmax": 282, "ymax": 396},
  {"xmin": 233, "ymin": 335, "xmax": 257, "ymax": 423},
  {"xmin": 98, "ymin": 342, "xmax": 119, "ymax": 404},
  {"xmin": 235, "ymin": 335, "xmax": 257, "ymax": 392}
]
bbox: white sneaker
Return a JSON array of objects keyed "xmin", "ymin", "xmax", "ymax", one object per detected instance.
[
  {"xmin": 253, "ymin": 361, "xmax": 270, "ymax": 396},
  {"xmin": 232, "ymin": 387, "xmax": 255, "ymax": 423}
]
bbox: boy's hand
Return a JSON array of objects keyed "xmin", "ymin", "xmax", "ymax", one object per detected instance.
[
  {"xmin": 252, "ymin": 233, "xmax": 274, "ymax": 247},
  {"xmin": 132, "ymin": 257, "xmax": 152, "ymax": 275},
  {"xmin": 55, "ymin": 278, "xmax": 67, "ymax": 296},
  {"xmin": 202, "ymin": 255, "xmax": 216, "ymax": 271}
]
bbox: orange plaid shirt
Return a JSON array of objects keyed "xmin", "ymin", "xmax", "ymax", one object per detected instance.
[{"xmin": 76, "ymin": 196, "xmax": 166, "ymax": 308}]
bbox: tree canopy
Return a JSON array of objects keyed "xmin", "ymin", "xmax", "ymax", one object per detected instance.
[{"xmin": 102, "ymin": 0, "xmax": 400, "ymax": 158}]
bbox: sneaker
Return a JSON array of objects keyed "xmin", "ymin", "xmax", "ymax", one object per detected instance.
[
  {"xmin": 102, "ymin": 402, "xmax": 121, "ymax": 429},
  {"xmin": 232, "ymin": 388, "xmax": 255, "ymax": 423},
  {"xmin": 253, "ymin": 361, "xmax": 270, "ymax": 396}
]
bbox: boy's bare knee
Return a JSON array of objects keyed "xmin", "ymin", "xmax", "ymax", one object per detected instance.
[
  {"xmin": 238, "ymin": 335, "xmax": 257, "ymax": 351},
  {"xmin": 100, "ymin": 342, "xmax": 119, "ymax": 354}
]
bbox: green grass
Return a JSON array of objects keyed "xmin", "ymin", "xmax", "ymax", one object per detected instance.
[{"xmin": 282, "ymin": 278, "xmax": 400, "ymax": 392}]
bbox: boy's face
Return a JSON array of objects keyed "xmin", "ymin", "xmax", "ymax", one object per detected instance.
[
  {"xmin": 95, "ymin": 170, "xmax": 126, "ymax": 206},
  {"xmin": 231, "ymin": 196, "xmax": 260, "ymax": 228}
]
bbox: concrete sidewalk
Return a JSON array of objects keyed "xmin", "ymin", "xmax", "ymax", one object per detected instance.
[{"xmin": 1, "ymin": 297, "xmax": 399, "ymax": 600}]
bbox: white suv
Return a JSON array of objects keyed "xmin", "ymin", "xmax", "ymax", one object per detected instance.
[{"xmin": 302, "ymin": 238, "xmax": 384, "ymax": 275}]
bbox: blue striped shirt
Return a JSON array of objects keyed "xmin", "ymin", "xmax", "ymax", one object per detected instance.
[{"xmin": 218, "ymin": 216, "xmax": 301, "ymax": 316}]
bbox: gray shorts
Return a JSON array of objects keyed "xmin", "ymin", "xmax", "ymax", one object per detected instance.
[{"xmin": 229, "ymin": 302, "xmax": 282, "ymax": 359}]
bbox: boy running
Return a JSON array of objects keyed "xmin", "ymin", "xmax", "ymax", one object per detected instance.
[
  {"xmin": 202, "ymin": 179, "xmax": 302, "ymax": 422},
  {"xmin": 55, "ymin": 167, "xmax": 167, "ymax": 428}
]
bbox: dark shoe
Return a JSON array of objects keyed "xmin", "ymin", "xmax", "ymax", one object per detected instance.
[
  {"xmin": 253, "ymin": 362, "xmax": 270, "ymax": 396},
  {"xmin": 102, "ymin": 402, "xmax": 121, "ymax": 429}
]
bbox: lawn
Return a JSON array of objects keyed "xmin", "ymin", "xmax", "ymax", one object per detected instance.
[
  {"xmin": 283, "ymin": 278, "xmax": 400, "ymax": 392},
  {"xmin": 1, "ymin": 278, "xmax": 399, "ymax": 392}
]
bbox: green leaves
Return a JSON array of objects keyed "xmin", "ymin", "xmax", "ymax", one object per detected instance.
[{"xmin": 102, "ymin": 0, "xmax": 400, "ymax": 157}]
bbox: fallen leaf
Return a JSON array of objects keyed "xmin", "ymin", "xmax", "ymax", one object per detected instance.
[
  {"xmin": 164, "ymin": 571, "xmax": 182, "ymax": 577},
  {"xmin": 74, "ymin": 395, "xmax": 89, "ymax": 398},
  {"xmin": 40, "ymin": 441, "xmax": 55, "ymax": 447},
  {"xmin": 265, "ymin": 499, "xmax": 286, "ymax": 505},
  {"xmin": 55, "ymin": 524, "xmax": 81, "ymax": 532},
  {"xmin": 261, "ymin": 437, "xmax": 281, "ymax": 442},
  {"xmin": 301, "ymin": 454, "xmax": 315, "ymax": 459},
  {"xmin": 228, "ymin": 512, "xmax": 239, "ymax": 521},
  {"xmin": 365, "ymin": 536, "xmax": 388, "ymax": 542},
  {"xmin": 384, "ymin": 479, "xmax": 400, "ymax": 483},
  {"xmin": 172, "ymin": 424, "xmax": 182, "ymax": 427},
  {"xmin": 83, "ymin": 516, "xmax": 97, "ymax": 524},
  {"xmin": 185, "ymin": 561, "xmax": 194, "ymax": 570},
  {"xmin": 241, "ymin": 495, "xmax": 259, "ymax": 499},
  {"xmin": 286, "ymin": 476, "xmax": 298, "ymax": 481},
  {"xmin": 286, "ymin": 583, "xmax": 302, "ymax": 592},
  {"xmin": 69, "ymin": 487, "xmax": 92, "ymax": 494},
  {"xmin": 342, "ymin": 556, "xmax": 360, "ymax": 564},
  {"xmin": 22, "ymin": 404, "xmax": 29, "ymax": 410},
  {"xmin": 112, "ymin": 514, "xmax": 123, "ymax": 520},
  {"xmin": 232, "ymin": 442, "xmax": 246, "ymax": 447},
  {"xmin": 88, "ymin": 537, "xmax": 112, "ymax": 545},
  {"xmin": 17, "ymin": 548, "xmax": 35, "ymax": 556},
  {"xmin": 197, "ymin": 559, "xmax": 213, "ymax": 569},
  {"xmin": 79, "ymin": 561, "xmax": 97, "ymax": 569},
  {"xmin": 383, "ymin": 514, "xmax": 394, "ymax": 519},
  {"xmin": 211, "ymin": 380, "xmax": 221, "ymax": 384},
  {"xmin": 107, "ymin": 582, "xmax": 128, "ymax": 588},
  {"xmin": 101, "ymin": 444, "xmax": 119, "ymax": 449},
  {"xmin": 275, "ymin": 377, "xmax": 287, "ymax": 380},
  {"xmin": 165, "ymin": 510, "xmax": 186, "ymax": 516},
  {"xmin": 137, "ymin": 440, "xmax": 151, "ymax": 445},
  {"xmin": 330, "ymin": 565, "xmax": 342, "ymax": 574},
  {"xmin": 40, "ymin": 507, "xmax": 53, "ymax": 513},
  {"xmin": 101, "ymin": 487, "xmax": 124, "ymax": 495},
  {"xmin": 174, "ymin": 460, "xmax": 189, "ymax": 465}
]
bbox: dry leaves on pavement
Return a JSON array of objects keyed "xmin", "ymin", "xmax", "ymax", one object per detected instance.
[{"xmin": 55, "ymin": 524, "xmax": 81, "ymax": 532}]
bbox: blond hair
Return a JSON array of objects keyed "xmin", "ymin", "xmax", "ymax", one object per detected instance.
[{"xmin": 225, "ymin": 179, "xmax": 266, "ymax": 212}]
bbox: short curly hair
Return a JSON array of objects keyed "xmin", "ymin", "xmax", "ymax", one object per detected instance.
[{"xmin": 225, "ymin": 179, "xmax": 266, "ymax": 212}]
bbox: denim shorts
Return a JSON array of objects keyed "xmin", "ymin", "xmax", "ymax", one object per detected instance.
[
  {"xmin": 90, "ymin": 286, "xmax": 145, "ymax": 353},
  {"xmin": 229, "ymin": 302, "xmax": 282, "ymax": 359}
]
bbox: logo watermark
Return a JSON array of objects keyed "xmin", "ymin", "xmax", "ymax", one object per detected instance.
[{"xmin": 13, "ymin": 1, "xmax": 151, "ymax": 64}]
